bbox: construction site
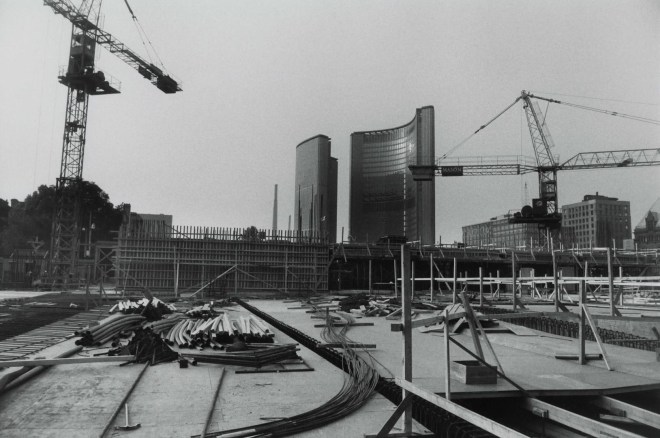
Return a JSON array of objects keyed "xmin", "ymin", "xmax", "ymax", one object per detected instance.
[{"xmin": 2, "ymin": 1, "xmax": 660, "ymax": 437}]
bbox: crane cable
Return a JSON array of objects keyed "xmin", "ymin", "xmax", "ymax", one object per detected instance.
[
  {"xmin": 123, "ymin": 0, "xmax": 168, "ymax": 73},
  {"xmin": 526, "ymin": 92, "xmax": 660, "ymax": 125},
  {"xmin": 438, "ymin": 96, "xmax": 522, "ymax": 161},
  {"xmin": 438, "ymin": 91, "xmax": 659, "ymax": 163}
]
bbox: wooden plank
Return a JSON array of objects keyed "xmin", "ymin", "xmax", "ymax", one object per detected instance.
[
  {"xmin": 371, "ymin": 394, "xmax": 413, "ymax": 438},
  {"xmin": 314, "ymin": 322, "xmax": 374, "ymax": 328},
  {"xmin": 460, "ymin": 292, "xmax": 484, "ymax": 360},
  {"xmin": 395, "ymin": 378, "xmax": 528, "ymax": 438},
  {"xmin": 594, "ymin": 396, "xmax": 660, "ymax": 430},
  {"xmin": 0, "ymin": 355, "xmax": 136, "ymax": 368},
  {"xmin": 581, "ymin": 304, "xmax": 613, "ymax": 371},
  {"xmin": 520, "ymin": 397, "xmax": 646, "ymax": 438}
]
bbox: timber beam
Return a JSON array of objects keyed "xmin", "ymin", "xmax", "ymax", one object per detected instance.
[
  {"xmin": 593, "ymin": 396, "xmax": 660, "ymax": 430},
  {"xmin": 520, "ymin": 397, "xmax": 647, "ymax": 438},
  {"xmin": 395, "ymin": 378, "xmax": 528, "ymax": 438}
]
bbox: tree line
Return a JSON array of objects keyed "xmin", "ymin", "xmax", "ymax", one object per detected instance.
[{"xmin": 0, "ymin": 181, "xmax": 124, "ymax": 257}]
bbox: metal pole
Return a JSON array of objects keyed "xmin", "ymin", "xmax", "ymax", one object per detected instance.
[
  {"xmin": 479, "ymin": 267, "xmax": 483, "ymax": 307},
  {"xmin": 512, "ymin": 252, "xmax": 517, "ymax": 311},
  {"xmin": 452, "ymin": 257, "xmax": 457, "ymax": 305},
  {"xmin": 607, "ymin": 247, "xmax": 614, "ymax": 316},
  {"xmin": 400, "ymin": 244, "xmax": 412, "ymax": 434}
]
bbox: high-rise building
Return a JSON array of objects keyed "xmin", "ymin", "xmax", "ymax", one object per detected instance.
[
  {"xmin": 294, "ymin": 135, "xmax": 338, "ymax": 243},
  {"xmin": 349, "ymin": 106, "xmax": 435, "ymax": 244},
  {"xmin": 561, "ymin": 194, "xmax": 631, "ymax": 249},
  {"xmin": 634, "ymin": 198, "xmax": 660, "ymax": 249},
  {"xmin": 462, "ymin": 214, "xmax": 541, "ymax": 249}
]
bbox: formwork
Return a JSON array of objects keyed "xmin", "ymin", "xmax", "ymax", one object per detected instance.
[{"xmin": 115, "ymin": 221, "xmax": 330, "ymax": 296}]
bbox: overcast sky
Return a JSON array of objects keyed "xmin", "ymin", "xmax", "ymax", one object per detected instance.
[{"xmin": 1, "ymin": 0, "xmax": 658, "ymax": 243}]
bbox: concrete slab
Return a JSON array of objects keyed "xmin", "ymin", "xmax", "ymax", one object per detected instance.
[
  {"xmin": 245, "ymin": 299, "xmax": 660, "ymax": 400},
  {"xmin": 0, "ymin": 302, "xmax": 432, "ymax": 437}
]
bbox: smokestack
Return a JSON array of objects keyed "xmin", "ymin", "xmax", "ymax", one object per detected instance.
[{"xmin": 272, "ymin": 184, "xmax": 278, "ymax": 234}]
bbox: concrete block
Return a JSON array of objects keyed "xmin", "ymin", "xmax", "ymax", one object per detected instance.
[{"xmin": 450, "ymin": 360, "xmax": 497, "ymax": 385}]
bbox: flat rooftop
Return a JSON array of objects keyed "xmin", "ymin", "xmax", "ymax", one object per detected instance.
[{"xmin": 1, "ymin": 294, "xmax": 659, "ymax": 437}]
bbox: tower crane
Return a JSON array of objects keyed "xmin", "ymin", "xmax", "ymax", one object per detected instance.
[
  {"xmin": 43, "ymin": 0, "xmax": 181, "ymax": 287},
  {"xmin": 411, "ymin": 90, "xmax": 660, "ymax": 246}
]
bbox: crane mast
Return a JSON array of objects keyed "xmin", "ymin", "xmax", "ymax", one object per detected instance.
[
  {"xmin": 44, "ymin": 0, "xmax": 180, "ymax": 288},
  {"xmin": 521, "ymin": 91, "xmax": 559, "ymax": 218},
  {"xmin": 429, "ymin": 91, "xmax": 660, "ymax": 249}
]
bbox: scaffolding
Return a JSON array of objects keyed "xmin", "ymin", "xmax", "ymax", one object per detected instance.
[{"xmin": 115, "ymin": 222, "xmax": 329, "ymax": 296}]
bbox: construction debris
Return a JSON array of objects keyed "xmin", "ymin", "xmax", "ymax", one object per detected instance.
[{"xmin": 107, "ymin": 327, "xmax": 179, "ymax": 366}]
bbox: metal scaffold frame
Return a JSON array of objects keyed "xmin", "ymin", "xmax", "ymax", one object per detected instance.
[{"xmin": 115, "ymin": 222, "xmax": 330, "ymax": 296}]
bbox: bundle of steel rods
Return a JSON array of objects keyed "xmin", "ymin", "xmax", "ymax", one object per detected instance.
[
  {"xmin": 143, "ymin": 313, "xmax": 186, "ymax": 335},
  {"xmin": 165, "ymin": 314, "xmax": 273, "ymax": 349},
  {"xmin": 182, "ymin": 344, "xmax": 299, "ymax": 368},
  {"xmin": 194, "ymin": 312, "xmax": 379, "ymax": 438},
  {"xmin": 75, "ymin": 315, "xmax": 146, "ymax": 346}
]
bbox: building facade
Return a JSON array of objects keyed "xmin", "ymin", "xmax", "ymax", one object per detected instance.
[
  {"xmin": 634, "ymin": 198, "xmax": 660, "ymax": 249},
  {"xmin": 294, "ymin": 135, "xmax": 338, "ymax": 243},
  {"xmin": 462, "ymin": 214, "xmax": 541, "ymax": 249},
  {"xmin": 349, "ymin": 106, "xmax": 435, "ymax": 244},
  {"xmin": 561, "ymin": 194, "xmax": 631, "ymax": 249}
]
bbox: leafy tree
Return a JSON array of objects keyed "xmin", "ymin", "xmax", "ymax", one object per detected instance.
[
  {"xmin": 0, "ymin": 198, "xmax": 9, "ymax": 234},
  {"xmin": 0, "ymin": 181, "xmax": 123, "ymax": 256},
  {"xmin": 241, "ymin": 225, "xmax": 266, "ymax": 241}
]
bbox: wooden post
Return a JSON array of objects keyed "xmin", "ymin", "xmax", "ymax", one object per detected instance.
[
  {"xmin": 234, "ymin": 250, "xmax": 238, "ymax": 295},
  {"xmin": 619, "ymin": 266, "xmax": 624, "ymax": 306},
  {"xmin": 552, "ymin": 242, "xmax": 559, "ymax": 313},
  {"xmin": 411, "ymin": 260, "xmax": 416, "ymax": 300},
  {"xmin": 368, "ymin": 259, "xmax": 373, "ymax": 295},
  {"xmin": 607, "ymin": 248, "xmax": 614, "ymax": 316},
  {"xmin": 479, "ymin": 267, "xmax": 483, "ymax": 307},
  {"xmin": 284, "ymin": 250, "xmax": 288, "ymax": 295},
  {"xmin": 174, "ymin": 252, "xmax": 180, "ymax": 298},
  {"xmin": 429, "ymin": 253, "xmax": 434, "ymax": 302},
  {"xmin": 393, "ymin": 258, "xmax": 398, "ymax": 299},
  {"xmin": 400, "ymin": 244, "xmax": 412, "ymax": 434},
  {"xmin": 579, "ymin": 276, "xmax": 586, "ymax": 365},
  {"xmin": 444, "ymin": 307, "xmax": 451, "ymax": 401},
  {"xmin": 452, "ymin": 258, "xmax": 457, "ymax": 305}
]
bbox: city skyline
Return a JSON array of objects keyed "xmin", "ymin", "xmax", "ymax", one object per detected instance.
[{"xmin": 1, "ymin": 1, "xmax": 658, "ymax": 244}]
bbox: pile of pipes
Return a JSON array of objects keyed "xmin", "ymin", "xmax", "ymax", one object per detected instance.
[
  {"xmin": 182, "ymin": 343, "xmax": 299, "ymax": 367},
  {"xmin": 142, "ymin": 313, "xmax": 186, "ymax": 335},
  {"xmin": 107, "ymin": 327, "xmax": 178, "ymax": 366},
  {"xmin": 164, "ymin": 314, "xmax": 274, "ymax": 349},
  {"xmin": 109, "ymin": 298, "xmax": 176, "ymax": 321},
  {"xmin": 75, "ymin": 315, "xmax": 145, "ymax": 346}
]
